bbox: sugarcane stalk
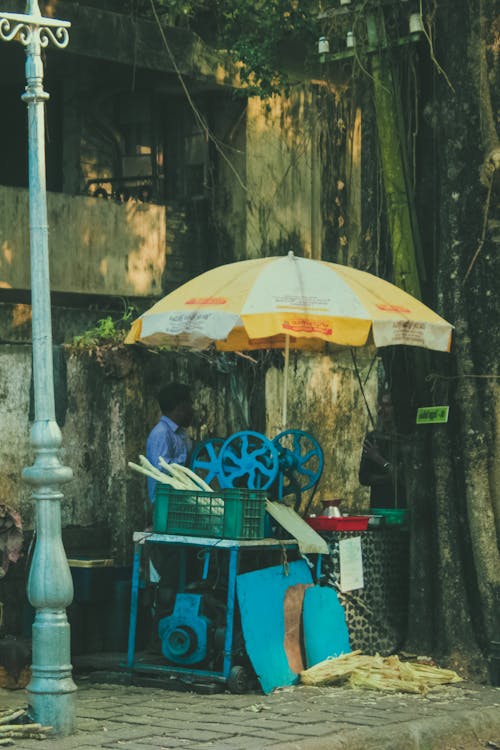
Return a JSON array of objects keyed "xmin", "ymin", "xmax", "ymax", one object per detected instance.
[
  {"xmin": 0, "ymin": 723, "xmax": 44, "ymax": 732},
  {"xmin": 138, "ymin": 455, "xmax": 168, "ymax": 480},
  {"xmin": 163, "ymin": 463, "xmax": 199, "ymax": 489},
  {"xmin": 137, "ymin": 455, "xmax": 183, "ymax": 485},
  {"xmin": 0, "ymin": 710, "xmax": 25, "ymax": 725},
  {"xmin": 128, "ymin": 462, "xmax": 183, "ymax": 488},
  {"xmin": 171, "ymin": 463, "xmax": 213, "ymax": 492},
  {"xmin": 139, "ymin": 455, "xmax": 198, "ymax": 490}
]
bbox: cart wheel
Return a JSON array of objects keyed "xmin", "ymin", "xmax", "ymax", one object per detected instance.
[{"xmin": 227, "ymin": 665, "xmax": 249, "ymax": 694}]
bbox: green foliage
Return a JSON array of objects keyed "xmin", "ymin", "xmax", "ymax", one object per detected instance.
[
  {"xmin": 149, "ymin": 0, "xmax": 321, "ymax": 97},
  {"xmin": 70, "ymin": 306, "xmax": 136, "ymax": 349}
]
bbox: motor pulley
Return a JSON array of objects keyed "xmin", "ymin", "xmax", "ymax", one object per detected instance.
[{"xmin": 158, "ymin": 594, "xmax": 211, "ymax": 666}]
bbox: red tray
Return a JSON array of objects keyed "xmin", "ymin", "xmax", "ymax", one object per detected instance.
[{"xmin": 306, "ymin": 515, "xmax": 370, "ymax": 532}]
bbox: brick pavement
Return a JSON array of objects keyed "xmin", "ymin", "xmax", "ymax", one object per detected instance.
[{"xmin": 0, "ymin": 679, "xmax": 499, "ymax": 750}]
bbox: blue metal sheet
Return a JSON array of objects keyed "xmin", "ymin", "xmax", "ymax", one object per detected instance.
[
  {"xmin": 303, "ymin": 586, "xmax": 351, "ymax": 667},
  {"xmin": 236, "ymin": 560, "xmax": 313, "ymax": 694}
]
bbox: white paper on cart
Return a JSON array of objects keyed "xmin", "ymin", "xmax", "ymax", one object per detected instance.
[{"xmin": 339, "ymin": 536, "xmax": 364, "ymax": 592}]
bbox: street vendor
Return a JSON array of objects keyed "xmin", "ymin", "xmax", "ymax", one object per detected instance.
[
  {"xmin": 359, "ymin": 392, "xmax": 406, "ymax": 509},
  {"xmin": 146, "ymin": 382, "xmax": 194, "ymax": 503},
  {"xmin": 144, "ymin": 382, "xmax": 194, "ymax": 617}
]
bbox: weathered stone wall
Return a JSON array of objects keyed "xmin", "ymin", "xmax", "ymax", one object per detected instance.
[
  {"xmin": 0, "ymin": 343, "xmax": 258, "ymax": 563},
  {"xmin": 265, "ymin": 348, "xmax": 378, "ymax": 514},
  {"xmin": 0, "ymin": 345, "xmax": 32, "ymax": 518},
  {"xmin": 245, "ymin": 88, "xmax": 321, "ymax": 259},
  {"xmin": 0, "ymin": 186, "xmax": 166, "ymax": 297}
]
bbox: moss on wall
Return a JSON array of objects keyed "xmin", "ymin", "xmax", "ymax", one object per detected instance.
[{"xmin": 265, "ymin": 348, "xmax": 378, "ymax": 514}]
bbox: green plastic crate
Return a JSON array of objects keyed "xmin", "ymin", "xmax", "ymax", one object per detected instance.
[{"xmin": 153, "ymin": 486, "xmax": 266, "ymax": 539}]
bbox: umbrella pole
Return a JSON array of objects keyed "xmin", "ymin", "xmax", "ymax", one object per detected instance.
[{"xmin": 282, "ymin": 334, "xmax": 290, "ymax": 429}]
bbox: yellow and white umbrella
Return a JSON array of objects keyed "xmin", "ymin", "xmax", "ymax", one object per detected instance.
[{"xmin": 126, "ymin": 252, "xmax": 452, "ymax": 423}]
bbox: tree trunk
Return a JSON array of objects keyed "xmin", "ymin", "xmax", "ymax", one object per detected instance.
[{"xmin": 406, "ymin": 0, "xmax": 500, "ymax": 674}]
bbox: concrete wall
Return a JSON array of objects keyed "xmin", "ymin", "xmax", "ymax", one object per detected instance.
[
  {"xmin": 0, "ymin": 343, "xmax": 259, "ymax": 561},
  {"xmin": 265, "ymin": 348, "xmax": 377, "ymax": 514},
  {"xmin": 245, "ymin": 88, "xmax": 321, "ymax": 259},
  {"xmin": 0, "ymin": 186, "xmax": 166, "ymax": 296},
  {"xmin": 0, "ymin": 346, "xmax": 32, "ymax": 519},
  {"xmin": 213, "ymin": 83, "xmax": 363, "ymax": 265},
  {"xmin": 1, "ymin": 1, "xmax": 242, "ymax": 88},
  {"xmin": 0, "ymin": 343, "xmax": 374, "ymax": 549}
]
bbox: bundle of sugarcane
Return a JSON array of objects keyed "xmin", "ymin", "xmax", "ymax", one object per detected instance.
[
  {"xmin": 127, "ymin": 456, "xmax": 224, "ymax": 516},
  {"xmin": 0, "ymin": 707, "xmax": 51, "ymax": 743},
  {"xmin": 300, "ymin": 652, "xmax": 462, "ymax": 694},
  {"xmin": 128, "ymin": 455, "xmax": 213, "ymax": 491}
]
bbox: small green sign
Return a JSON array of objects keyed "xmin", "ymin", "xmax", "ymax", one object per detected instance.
[{"xmin": 416, "ymin": 406, "xmax": 449, "ymax": 424}]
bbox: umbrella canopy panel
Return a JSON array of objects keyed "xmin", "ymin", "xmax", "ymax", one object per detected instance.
[{"xmin": 126, "ymin": 253, "xmax": 452, "ymax": 353}]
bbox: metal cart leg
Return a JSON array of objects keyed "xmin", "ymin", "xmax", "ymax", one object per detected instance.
[
  {"xmin": 127, "ymin": 542, "xmax": 142, "ymax": 668},
  {"xmin": 202, "ymin": 550, "xmax": 211, "ymax": 581},
  {"xmin": 222, "ymin": 547, "xmax": 238, "ymax": 679}
]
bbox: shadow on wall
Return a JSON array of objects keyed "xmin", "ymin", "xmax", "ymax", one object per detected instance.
[{"xmin": 0, "ymin": 186, "xmax": 167, "ymax": 298}]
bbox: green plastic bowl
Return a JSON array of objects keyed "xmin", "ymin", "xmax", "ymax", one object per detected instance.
[{"xmin": 371, "ymin": 508, "xmax": 408, "ymax": 526}]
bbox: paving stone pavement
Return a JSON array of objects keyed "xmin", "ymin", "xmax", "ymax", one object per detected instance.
[{"xmin": 0, "ymin": 679, "xmax": 499, "ymax": 750}]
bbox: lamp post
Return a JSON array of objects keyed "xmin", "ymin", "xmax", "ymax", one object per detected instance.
[{"xmin": 0, "ymin": 1, "xmax": 76, "ymax": 736}]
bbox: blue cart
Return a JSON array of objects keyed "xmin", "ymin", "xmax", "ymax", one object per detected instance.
[{"xmin": 126, "ymin": 532, "xmax": 303, "ymax": 692}]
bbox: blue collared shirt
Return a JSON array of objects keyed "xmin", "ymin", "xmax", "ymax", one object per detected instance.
[{"xmin": 146, "ymin": 415, "xmax": 191, "ymax": 502}]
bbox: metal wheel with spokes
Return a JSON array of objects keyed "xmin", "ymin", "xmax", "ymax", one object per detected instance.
[
  {"xmin": 190, "ymin": 438, "xmax": 224, "ymax": 488},
  {"xmin": 218, "ymin": 431, "xmax": 279, "ymax": 490},
  {"xmin": 273, "ymin": 429, "xmax": 324, "ymax": 504}
]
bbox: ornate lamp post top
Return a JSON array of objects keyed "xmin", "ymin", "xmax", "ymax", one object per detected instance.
[{"xmin": 0, "ymin": 0, "xmax": 70, "ymax": 48}]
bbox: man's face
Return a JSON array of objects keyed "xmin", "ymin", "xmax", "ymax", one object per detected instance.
[
  {"xmin": 378, "ymin": 395, "xmax": 394, "ymax": 425},
  {"xmin": 177, "ymin": 400, "xmax": 194, "ymax": 428}
]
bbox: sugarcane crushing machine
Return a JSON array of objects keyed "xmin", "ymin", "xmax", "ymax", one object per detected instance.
[{"xmin": 190, "ymin": 428, "xmax": 324, "ymax": 511}]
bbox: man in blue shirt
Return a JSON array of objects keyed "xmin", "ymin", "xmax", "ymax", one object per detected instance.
[
  {"xmin": 146, "ymin": 382, "xmax": 194, "ymax": 503},
  {"xmin": 142, "ymin": 383, "xmax": 194, "ymax": 637}
]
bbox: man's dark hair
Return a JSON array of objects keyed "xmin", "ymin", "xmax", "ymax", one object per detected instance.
[{"xmin": 158, "ymin": 383, "xmax": 191, "ymax": 414}]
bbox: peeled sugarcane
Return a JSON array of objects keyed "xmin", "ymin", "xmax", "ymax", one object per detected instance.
[
  {"xmin": 160, "ymin": 457, "xmax": 212, "ymax": 491},
  {"xmin": 0, "ymin": 710, "xmax": 24, "ymax": 726},
  {"xmin": 166, "ymin": 461, "xmax": 213, "ymax": 492},
  {"xmin": 156, "ymin": 460, "xmax": 197, "ymax": 490},
  {"xmin": 138, "ymin": 455, "xmax": 172, "ymax": 483},
  {"xmin": 127, "ymin": 461, "xmax": 186, "ymax": 489},
  {"xmin": 137, "ymin": 454, "xmax": 190, "ymax": 486},
  {"xmin": 137, "ymin": 455, "xmax": 201, "ymax": 491},
  {"xmin": 174, "ymin": 464, "xmax": 213, "ymax": 492},
  {"xmin": 129, "ymin": 455, "xmax": 224, "ymax": 518}
]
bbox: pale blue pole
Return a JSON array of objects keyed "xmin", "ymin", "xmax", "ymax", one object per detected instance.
[{"xmin": 0, "ymin": 1, "xmax": 76, "ymax": 735}]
